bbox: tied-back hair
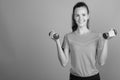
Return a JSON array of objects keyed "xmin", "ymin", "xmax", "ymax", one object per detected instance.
[{"xmin": 72, "ymin": 2, "xmax": 90, "ymax": 32}]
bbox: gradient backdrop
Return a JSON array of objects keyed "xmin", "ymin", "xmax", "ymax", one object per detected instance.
[{"xmin": 0, "ymin": 0, "xmax": 120, "ymax": 80}]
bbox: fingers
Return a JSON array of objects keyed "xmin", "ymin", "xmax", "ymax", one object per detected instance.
[
  {"xmin": 103, "ymin": 28, "xmax": 117, "ymax": 39},
  {"xmin": 49, "ymin": 30, "xmax": 60, "ymax": 40},
  {"xmin": 53, "ymin": 33, "xmax": 59, "ymax": 40}
]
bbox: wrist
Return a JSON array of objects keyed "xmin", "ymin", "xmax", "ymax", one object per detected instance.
[{"xmin": 55, "ymin": 39, "xmax": 60, "ymax": 43}]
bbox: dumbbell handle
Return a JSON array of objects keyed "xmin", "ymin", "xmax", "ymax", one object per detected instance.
[
  {"xmin": 103, "ymin": 29, "xmax": 117, "ymax": 39},
  {"xmin": 49, "ymin": 31, "xmax": 59, "ymax": 40}
]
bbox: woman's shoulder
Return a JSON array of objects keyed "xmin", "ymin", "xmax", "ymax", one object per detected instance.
[
  {"xmin": 91, "ymin": 31, "xmax": 104, "ymax": 36},
  {"xmin": 64, "ymin": 32, "xmax": 74, "ymax": 37},
  {"xmin": 90, "ymin": 31, "xmax": 103, "ymax": 40},
  {"xmin": 63, "ymin": 32, "xmax": 75, "ymax": 41}
]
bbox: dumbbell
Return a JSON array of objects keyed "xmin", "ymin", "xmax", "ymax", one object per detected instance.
[
  {"xmin": 103, "ymin": 28, "xmax": 117, "ymax": 39},
  {"xmin": 49, "ymin": 31, "xmax": 59, "ymax": 40}
]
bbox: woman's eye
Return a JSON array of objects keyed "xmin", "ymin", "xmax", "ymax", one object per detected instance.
[{"xmin": 75, "ymin": 15, "xmax": 79, "ymax": 17}]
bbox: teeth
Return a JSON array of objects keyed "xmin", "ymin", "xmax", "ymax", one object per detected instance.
[{"xmin": 78, "ymin": 21, "xmax": 84, "ymax": 23}]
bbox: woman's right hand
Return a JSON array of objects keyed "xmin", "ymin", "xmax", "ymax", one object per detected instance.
[{"xmin": 49, "ymin": 30, "xmax": 60, "ymax": 41}]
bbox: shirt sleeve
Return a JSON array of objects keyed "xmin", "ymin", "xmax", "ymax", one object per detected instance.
[{"xmin": 62, "ymin": 34, "xmax": 69, "ymax": 50}]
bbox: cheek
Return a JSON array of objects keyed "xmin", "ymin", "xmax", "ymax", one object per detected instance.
[
  {"xmin": 74, "ymin": 17, "xmax": 78, "ymax": 22},
  {"xmin": 83, "ymin": 16, "xmax": 88, "ymax": 22},
  {"xmin": 85, "ymin": 17, "xmax": 88, "ymax": 21},
  {"xmin": 86, "ymin": 15, "xmax": 89, "ymax": 20}
]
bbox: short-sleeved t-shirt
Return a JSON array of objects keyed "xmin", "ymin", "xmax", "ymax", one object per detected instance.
[{"xmin": 62, "ymin": 31, "xmax": 104, "ymax": 77}]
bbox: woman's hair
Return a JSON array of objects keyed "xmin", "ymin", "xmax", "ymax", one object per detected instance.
[{"xmin": 72, "ymin": 2, "xmax": 90, "ymax": 32}]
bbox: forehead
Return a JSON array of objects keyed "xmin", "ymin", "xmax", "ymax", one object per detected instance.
[{"xmin": 74, "ymin": 7, "xmax": 88, "ymax": 14}]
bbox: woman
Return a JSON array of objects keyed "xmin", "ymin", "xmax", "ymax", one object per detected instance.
[{"xmin": 50, "ymin": 2, "xmax": 109, "ymax": 80}]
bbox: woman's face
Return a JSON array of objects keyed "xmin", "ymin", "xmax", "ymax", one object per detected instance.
[{"xmin": 74, "ymin": 7, "xmax": 89, "ymax": 27}]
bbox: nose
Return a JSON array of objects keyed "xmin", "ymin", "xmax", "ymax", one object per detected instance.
[{"xmin": 78, "ymin": 15, "xmax": 82, "ymax": 21}]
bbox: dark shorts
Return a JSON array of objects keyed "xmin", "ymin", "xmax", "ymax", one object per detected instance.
[{"xmin": 69, "ymin": 73, "xmax": 100, "ymax": 80}]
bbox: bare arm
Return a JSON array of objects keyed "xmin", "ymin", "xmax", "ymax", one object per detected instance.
[
  {"xmin": 98, "ymin": 40, "xmax": 108, "ymax": 66},
  {"xmin": 55, "ymin": 39, "xmax": 69, "ymax": 67},
  {"xmin": 98, "ymin": 28, "xmax": 117, "ymax": 66},
  {"xmin": 49, "ymin": 31, "xmax": 69, "ymax": 67}
]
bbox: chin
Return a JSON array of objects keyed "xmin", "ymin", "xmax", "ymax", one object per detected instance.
[{"xmin": 78, "ymin": 23, "xmax": 84, "ymax": 27}]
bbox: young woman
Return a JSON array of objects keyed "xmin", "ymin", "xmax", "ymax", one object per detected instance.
[{"xmin": 49, "ymin": 2, "xmax": 116, "ymax": 80}]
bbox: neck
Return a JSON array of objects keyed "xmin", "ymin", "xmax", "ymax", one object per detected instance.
[{"xmin": 76, "ymin": 25, "xmax": 90, "ymax": 35}]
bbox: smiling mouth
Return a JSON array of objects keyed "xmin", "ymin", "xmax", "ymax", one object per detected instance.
[{"xmin": 78, "ymin": 20, "xmax": 85, "ymax": 24}]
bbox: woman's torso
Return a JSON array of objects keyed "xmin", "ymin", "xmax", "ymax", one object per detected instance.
[{"xmin": 66, "ymin": 31, "xmax": 100, "ymax": 77}]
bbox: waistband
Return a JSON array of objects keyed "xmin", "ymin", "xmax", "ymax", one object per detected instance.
[{"xmin": 70, "ymin": 72, "xmax": 100, "ymax": 80}]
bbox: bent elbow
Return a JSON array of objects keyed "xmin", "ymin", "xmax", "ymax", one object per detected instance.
[
  {"xmin": 62, "ymin": 63, "xmax": 67, "ymax": 68},
  {"xmin": 62, "ymin": 60, "xmax": 68, "ymax": 68},
  {"xmin": 100, "ymin": 62, "xmax": 105, "ymax": 66},
  {"xmin": 98, "ymin": 60, "xmax": 106, "ymax": 66}
]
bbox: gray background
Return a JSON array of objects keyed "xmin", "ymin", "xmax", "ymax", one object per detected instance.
[{"xmin": 0, "ymin": 0, "xmax": 120, "ymax": 80}]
